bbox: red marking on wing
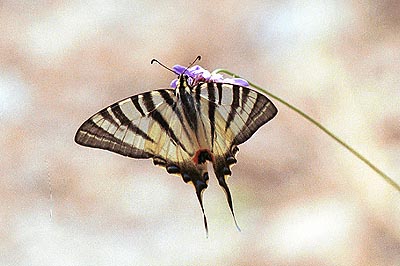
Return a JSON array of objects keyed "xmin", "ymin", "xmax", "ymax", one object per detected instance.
[{"xmin": 192, "ymin": 149, "xmax": 214, "ymax": 164}]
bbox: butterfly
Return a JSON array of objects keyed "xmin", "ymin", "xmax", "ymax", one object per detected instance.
[{"xmin": 75, "ymin": 59, "xmax": 278, "ymax": 234}]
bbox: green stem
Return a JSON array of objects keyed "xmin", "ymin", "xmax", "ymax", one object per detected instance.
[{"xmin": 213, "ymin": 69, "xmax": 400, "ymax": 193}]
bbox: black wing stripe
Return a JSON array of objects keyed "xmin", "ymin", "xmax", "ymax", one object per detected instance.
[
  {"xmin": 217, "ymin": 83, "xmax": 223, "ymax": 105},
  {"xmin": 99, "ymin": 109, "xmax": 119, "ymax": 127},
  {"xmin": 246, "ymin": 93, "xmax": 262, "ymax": 127},
  {"xmin": 207, "ymin": 83, "xmax": 216, "ymax": 146},
  {"xmin": 225, "ymin": 85, "xmax": 240, "ymax": 131},
  {"xmin": 131, "ymin": 96, "xmax": 145, "ymax": 116},
  {"xmin": 195, "ymin": 84, "xmax": 202, "ymax": 104},
  {"xmin": 240, "ymin": 87, "xmax": 249, "ymax": 109},
  {"xmin": 112, "ymin": 104, "xmax": 131, "ymax": 125},
  {"xmin": 179, "ymin": 86, "xmax": 198, "ymax": 132},
  {"xmin": 233, "ymin": 91, "xmax": 278, "ymax": 145},
  {"xmin": 159, "ymin": 90, "xmax": 184, "ymax": 122},
  {"xmin": 75, "ymin": 120, "xmax": 152, "ymax": 159},
  {"xmin": 151, "ymin": 110, "xmax": 185, "ymax": 149},
  {"xmin": 194, "ymin": 84, "xmax": 203, "ymax": 115},
  {"xmin": 142, "ymin": 91, "xmax": 159, "ymax": 113},
  {"xmin": 143, "ymin": 92, "xmax": 189, "ymax": 153},
  {"xmin": 159, "ymin": 90, "xmax": 175, "ymax": 107},
  {"xmin": 247, "ymin": 94, "xmax": 273, "ymax": 127},
  {"xmin": 114, "ymin": 104, "xmax": 155, "ymax": 143},
  {"xmin": 159, "ymin": 90, "xmax": 193, "ymax": 141},
  {"xmin": 77, "ymin": 120, "xmax": 118, "ymax": 146},
  {"xmin": 159, "ymin": 90, "xmax": 188, "ymax": 132}
]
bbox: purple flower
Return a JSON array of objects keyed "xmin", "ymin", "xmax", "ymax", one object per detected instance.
[{"xmin": 170, "ymin": 65, "xmax": 249, "ymax": 88}]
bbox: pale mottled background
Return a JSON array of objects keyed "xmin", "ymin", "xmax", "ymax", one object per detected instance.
[{"xmin": 1, "ymin": 1, "xmax": 400, "ymax": 265}]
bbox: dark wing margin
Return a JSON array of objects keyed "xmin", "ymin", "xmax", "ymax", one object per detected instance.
[
  {"xmin": 75, "ymin": 118, "xmax": 153, "ymax": 159},
  {"xmin": 233, "ymin": 86, "xmax": 277, "ymax": 145}
]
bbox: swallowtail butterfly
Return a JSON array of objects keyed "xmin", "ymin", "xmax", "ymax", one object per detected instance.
[{"xmin": 75, "ymin": 59, "xmax": 278, "ymax": 234}]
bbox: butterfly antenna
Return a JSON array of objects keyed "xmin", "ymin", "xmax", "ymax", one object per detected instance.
[
  {"xmin": 183, "ymin": 55, "xmax": 202, "ymax": 74},
  {"xmin": 151, "ymin": 59, "xmax": 179, "ymax": 75}
]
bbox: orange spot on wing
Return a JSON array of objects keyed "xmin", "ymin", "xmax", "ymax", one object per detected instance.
[{"xmin": 192, "ymin": 149, "xmax": 214, "ymax": 164}]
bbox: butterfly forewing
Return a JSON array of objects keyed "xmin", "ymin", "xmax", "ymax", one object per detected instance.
[
  {"xmin": 77, "ymin": 89, "xmax": 184, "ymax": 160},
  {"xmin": 198, "ymin": 83, "xmax": 277, "ymax": 146}
]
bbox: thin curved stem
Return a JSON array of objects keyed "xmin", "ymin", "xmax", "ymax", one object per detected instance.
[{"xmin": 213, "ymin": 69, "xmax": 400, "ymax": 193}]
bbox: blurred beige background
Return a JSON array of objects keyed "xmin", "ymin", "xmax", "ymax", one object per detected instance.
[{"xmin": 1, "ymin": 1, "xmax": 400, "ymax": 265}]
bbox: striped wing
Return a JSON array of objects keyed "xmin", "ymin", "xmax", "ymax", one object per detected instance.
[
  {"xmin": 196, "ymin": 82, "xmax": 277, "ymax": 229},
  {"xmin": 75, "ymin": 86, "xmax": 211, "ymax": 232},
  {"xmin": 75, "ymin": 89, "xmax": 196, "ymax": 166},
  {"xmin": 198, "ymin": 82, "xmax": 277, "ymax": 151},
  {"xmin": 75, "ymin": 78, "xmax": 278, "ymax": 234}
]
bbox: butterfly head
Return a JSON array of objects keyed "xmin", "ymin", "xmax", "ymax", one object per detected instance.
[{"xmin": 177, "ymin": 74, "xmax": 190, "ymax": 88}]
